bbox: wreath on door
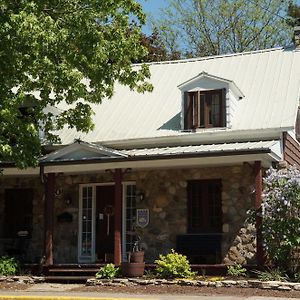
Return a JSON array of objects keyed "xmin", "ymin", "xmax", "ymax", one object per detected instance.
[{"xmin": 103, "ymin": 205, "xmax": 114, "ymax": 236}]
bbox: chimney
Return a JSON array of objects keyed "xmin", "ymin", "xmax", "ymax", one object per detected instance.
[{"xmin": 294, "ymin": 18, "xmax": 300, "ymax": 48}]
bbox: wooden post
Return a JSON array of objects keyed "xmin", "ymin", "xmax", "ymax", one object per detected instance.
[
  {"xmin": 44, "ymin": 173, "xmax": 55, "ymax": 266},
  {"xmin": 114, "ymin": 169, "xmax": 122, "ymax": 266},
  {"xmin": 254, "ymin": 161, "xmax": 264, "ymax": 266}
]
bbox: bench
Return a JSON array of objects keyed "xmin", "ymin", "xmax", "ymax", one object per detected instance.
[{"xmin": 176, "ymin": 234, "xmax": 222, "ymax": 264}]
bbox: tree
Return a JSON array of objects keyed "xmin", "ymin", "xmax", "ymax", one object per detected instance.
[
  {"xmin": 140, "ymin": 29, "xmax": 181, "ymax": 62},
  {"xmin": 152, "ymin": 0, "xmax": 293, "ymax": 57},
  {"xmin": 0, "ymin": 0, "xmax": 152, "ymax": 168},
  {"xmin": 287, "ymin": 2, "xmax": 300, "ymax": 27}
]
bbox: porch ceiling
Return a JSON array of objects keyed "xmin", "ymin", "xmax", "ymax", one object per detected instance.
[{"xmin": 2, "ymin": 140, "xmax": 282, "ymax": 176}]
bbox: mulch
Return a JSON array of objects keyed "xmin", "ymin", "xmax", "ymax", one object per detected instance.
[
  {"xmin": 72, "ymin": 284, "xmax": 300, "ymax": 298},
  {"xmin": 0, "ymin": 282, "xmax": 300, "ymax": 298}
]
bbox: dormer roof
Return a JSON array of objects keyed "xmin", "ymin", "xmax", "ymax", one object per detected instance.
[{"xmin": 177, "ymin": 71, "xmax": 244, "ymax": 98}]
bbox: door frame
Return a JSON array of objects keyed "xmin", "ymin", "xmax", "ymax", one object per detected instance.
[{"xmin": 78, "ymin": 181, "xmax": 135, "ymax": 263}]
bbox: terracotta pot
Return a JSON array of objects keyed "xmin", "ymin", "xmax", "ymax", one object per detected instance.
[
  {"xmin": 130, "ymin": 251, "xmax": 144, "ymax": 263},
  {"xmin": 121, "ymin": 262, "xmax": 145, "ymax": 277}
]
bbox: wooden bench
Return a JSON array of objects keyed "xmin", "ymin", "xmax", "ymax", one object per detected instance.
[{"xmin": 176, "ymin": 234, "xmax": 222, "ymax": 264}]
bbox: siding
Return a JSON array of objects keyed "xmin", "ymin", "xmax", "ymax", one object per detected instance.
[{"xmin": 283, "ymin": 132, "xmax": 300, "ymax": 169}]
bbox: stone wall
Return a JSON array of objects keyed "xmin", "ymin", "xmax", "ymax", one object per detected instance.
[
  {"xmin": 0, "ymin": 164, "xmax": 257, "ymax": 265},
  {"xmin": 124, "ymin": 165, "xmax": 256, "ymax": 264}
]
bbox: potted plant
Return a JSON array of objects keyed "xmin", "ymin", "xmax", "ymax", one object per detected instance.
[{"xmin": 122, "ymin": 238, "xmax": 145, "ymax": 277}]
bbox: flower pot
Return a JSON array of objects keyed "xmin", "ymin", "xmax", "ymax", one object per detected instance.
[
  {"xmin": 121, "ymin": 262, "xmax": 145, "ymax": 277},
  {"xmin": 130, "ymin": 251, "xmax": 144, "ymax": 263}
]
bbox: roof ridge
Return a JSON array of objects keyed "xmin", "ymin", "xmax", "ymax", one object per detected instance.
[{"xmin": 133, "ymin": 47, "xmax": 285, "ymax": 67}]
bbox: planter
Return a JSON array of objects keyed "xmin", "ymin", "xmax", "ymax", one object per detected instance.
[
  {"xmin": 130, "ymin": 251, "xmax": 144, "ymax": 263},
  {"xmin": 121, "ymin": 262, "xmax": 145, "ymax": 277}
]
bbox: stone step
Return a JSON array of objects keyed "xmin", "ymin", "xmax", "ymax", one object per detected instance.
[{"xmin": 45, "ymin": 275, "xmax": 92, "ymax": 283}]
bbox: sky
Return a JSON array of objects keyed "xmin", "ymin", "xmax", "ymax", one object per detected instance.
[
  {"xmin": 138, "ymin": 0, "xmax": 300, "ymax": 34},
  {"xmin": 137, "ymin": 0, "xmax": 167, "ymax": 34}
]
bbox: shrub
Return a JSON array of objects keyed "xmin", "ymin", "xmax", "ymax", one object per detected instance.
[
  {"xmin": 261, "ymin": 166, "xmax": 300, "ymax": 272},
  {"xmin": 227, "ymin": 263, "xmax": 247, "ymax": 277},
  {"xmin": 252, "ymin": 268, "xmax": 288, "ymax": 282},
  {"xmin": 0, "ymin": 256, "xmax": 19, "ymax": 276},
  {"xmin": 155, "ymin": 249, "xmax": 195, "ymax": 279},
  {"xmin": 96, "ymin": 263, "xmax": 119, "ymax": 279}
]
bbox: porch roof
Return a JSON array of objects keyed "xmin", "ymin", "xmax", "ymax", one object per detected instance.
[{"xmin": 2, "ymin": 139, "xmax": 282, "ymax": 175}]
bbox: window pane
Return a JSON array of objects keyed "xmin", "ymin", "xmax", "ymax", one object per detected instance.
[
  {"xmin": 200, "ymin": 95, "xmax": 205, "ymax": 127},
  {"xmin": 211, "ymin": 94, "xmax": 221, "ymax": 126},
  {"xmin": 187, "ymin": 180, "xmax": 222, "ymax": 233}
]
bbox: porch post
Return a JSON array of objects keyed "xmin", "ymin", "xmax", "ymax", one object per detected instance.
[
  {"xmin": 44, "ymin": 173, "xmax": 55, "ymax": 266},
  {"xmin": 254, "ymin": 161, "xmax": 264, "ymax": 266},
  {"xmin": 114, "ymin": 168, "xmax": 122, "ymax": 266}
]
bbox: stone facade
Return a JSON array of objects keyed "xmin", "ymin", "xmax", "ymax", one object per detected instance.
[{"xmin": 0, "ymin": 164, "xmax": 257, "ymax": 265}]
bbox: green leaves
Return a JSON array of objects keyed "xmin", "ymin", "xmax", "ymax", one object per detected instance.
[
  {"xmin": 153, "ymin": 0, "xmax": 293, "ymax": 57},
  {"xmin": 155, "ymin": 249, "xmax": 195, "ymax": 279},
  {"xmin": 0, "ymin": 0, "xmax": 152, "ymax": 168}
]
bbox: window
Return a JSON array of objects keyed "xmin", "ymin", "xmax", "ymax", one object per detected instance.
[
  {"xmin": 184, "ymin": 89, "xmax": 226, "ymax": 129},
  {"xmin": 187, "ymin": 180, "xmax": 222, "ymax": 233},
  {"xmin": 3, "ymin": 189, "xmax": 33, "ymax": 238}
]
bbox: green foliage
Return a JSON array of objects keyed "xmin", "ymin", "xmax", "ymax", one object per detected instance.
[
  {"xmin": 261, "ymin": 166, "xmax": 300, "ymax": 273},
  {"xmin": 152, "ymin": 0, "xmax": 293, "ymax": 57},
  {"xmin": 155, "ymin": 249, "xmax": 195, "ymax": 279},
  {"xmin": 253, "ymin": 268, "xmax": 288, "ymax": 282},
  {"xmin": 227, "ymin": 263, "xmax": 247, "ymax": 277},
  {"xmin": 96, "ymin": 263, "xmax": 119, "ymax": 279},
  {"xmin": 0, "ymin": 256, "xmax": 19, "ymax": 276},
  {"xmin": 0, "ymin": 0, "xmax": 152, "ymax": 168}
]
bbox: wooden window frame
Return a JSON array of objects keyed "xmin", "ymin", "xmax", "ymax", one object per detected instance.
[
  {"xmin": 184, "ymin": 89, "xmax": 226, "ymax": 130},
  {"xmin": 187, "ymin": 179, "xmax": 222, "ymax": 234}
]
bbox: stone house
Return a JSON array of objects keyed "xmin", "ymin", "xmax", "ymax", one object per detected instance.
[{"xmin": 1, "ymin": 46, "xmax": 300, "ymax": 268}]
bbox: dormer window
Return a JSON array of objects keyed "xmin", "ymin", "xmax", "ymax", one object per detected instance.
[
  {"xmin": 178, "ymin": 71, "xmax": 244, "ymax": 131},
  {"xmin": 184, "ymin": 89, "xmax": 225, "ymax": 130}
]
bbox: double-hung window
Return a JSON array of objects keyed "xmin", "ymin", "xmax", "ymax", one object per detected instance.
[{"xmin": 184, "ymin": 89, "xmax": 226, "ymax": 130}]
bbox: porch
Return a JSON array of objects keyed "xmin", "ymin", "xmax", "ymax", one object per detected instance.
[{"xmin": 0, "ymin": 161, "xmax": 265, "ymax": 268}]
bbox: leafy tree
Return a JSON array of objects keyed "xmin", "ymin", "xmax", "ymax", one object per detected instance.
[
  {"xmin": 152, "ymin": 0, "xmax": 293, "ymax": 57},
  {"xmin": 287, "ymin": 2, "xmax": 300, "ymax": 27},
  {"xmin": 140, "ymin": 29, "xmax": 181, "ymax": 62},
  {"xmin": 0, "ymin": 0, "xmax": 152, "ymax": 168}
]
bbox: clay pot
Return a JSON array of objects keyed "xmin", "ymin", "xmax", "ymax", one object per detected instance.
[
  {"xmin": 121, "ymin": 262, "xmax": 145, "ymax": 277},
  {"xmin": 130, "ymin": 251, "xmax": 144, "ymax": 263}
]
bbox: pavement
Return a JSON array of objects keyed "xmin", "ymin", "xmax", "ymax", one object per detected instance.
[{"xmin": 0, "ymin": 283, "xmax": 297, "ymax": 300}]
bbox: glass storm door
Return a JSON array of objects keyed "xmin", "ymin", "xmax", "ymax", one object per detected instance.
[{"xmin": 78, "ymin": 186, "xmax": 95, "ymax": 262}]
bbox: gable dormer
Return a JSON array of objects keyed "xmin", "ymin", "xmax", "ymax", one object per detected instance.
[{"xmin": 178, "ymin": 72, "xmax": 244, "ymax": 131}]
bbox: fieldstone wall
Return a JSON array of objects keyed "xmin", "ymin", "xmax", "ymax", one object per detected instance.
[
  {"xmin": 124, "ymin": 165, "xmax": 257, "ymax": 264},
  {"xmin": 0, "ymin": 164, "xmax": 258, "ymax": 265}
]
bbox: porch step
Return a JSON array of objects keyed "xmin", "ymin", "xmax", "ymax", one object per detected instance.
[
  {"xmin": 44, "ymin": 264, "xmax": 102, "ymax": 283},
  {"xmin": 45, "ymin": 275, "xmax": 93, "ymax": 283}
]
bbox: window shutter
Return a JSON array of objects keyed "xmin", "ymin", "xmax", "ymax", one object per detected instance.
[
  {"xmin": 221, "ymin": 88, "xmax": 226, "ymax": 127},
  {"xmin": 184, "ymin": 91, "xmax": 192, "ymax": 129}
]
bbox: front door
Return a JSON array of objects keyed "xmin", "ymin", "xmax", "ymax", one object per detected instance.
[{"xmin": 95, "ymin": 186, "xmax": 115, "ymax": 262}]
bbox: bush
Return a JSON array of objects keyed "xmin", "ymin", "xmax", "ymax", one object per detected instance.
[
  {"xmin": 155, "ymin": 249, "xmax": 195, "ymax": 279},
  {"xmin": 0, "ymin": 256, "xmax": 19, "ymax": 276},
  {"xmin": 227, "ymin": 263, "xmax": 247, "ymax": 277},
  {"xmin": 253, "ymin": 268, "xmax": 288, "ymax": 282},
  {"xmin": 96, "ymin": 263, "xmax": 119, "ymax": 279},
  {"xmin": 261, "ymin": 166, "xmax": 300, "ymax": 273}
]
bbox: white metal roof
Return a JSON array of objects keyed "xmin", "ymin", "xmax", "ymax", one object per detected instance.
[
  {"xmin": 55, "ymin": 47, "xmax": 300, "ymax": 146},
  {"xmin": 122, "ymin": 140, "xmax": 281, "ymax": 158},
  {"xmin": 40, "ymin": 140, "xmax": 281, "ymax": 163}
]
